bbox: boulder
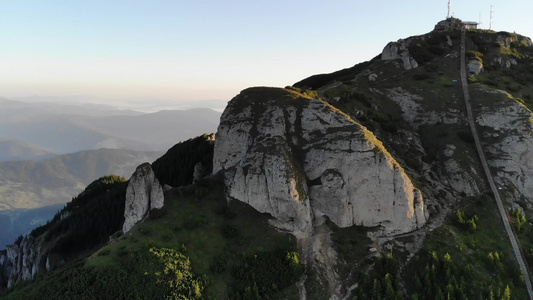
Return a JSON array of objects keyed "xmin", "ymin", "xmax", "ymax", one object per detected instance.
[{"xmin": 468, "ymin": 60, "xmax": 483, "ymax": 75}]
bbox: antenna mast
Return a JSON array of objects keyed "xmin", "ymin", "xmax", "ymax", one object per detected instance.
[
  {"xmin": 447, "ymin": 0, "xmax": 451, "ymax": 18},
  {"xmin": 489, "ymin": 4, "xmax": 494, "ymax": 30}
]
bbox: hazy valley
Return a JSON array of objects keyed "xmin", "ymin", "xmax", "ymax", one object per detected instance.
[{"xmin": 0, "ymin": 97, "xmax": 222, "ymax": 155}]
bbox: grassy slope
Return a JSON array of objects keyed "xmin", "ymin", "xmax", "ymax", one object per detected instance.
[
  {"xmin": 2, "ymin": 178, "xmax": 301, "ymax": 300},
  {"xmin": 404, "ymin": 195, "xmax": 527, "ymax": 299}
]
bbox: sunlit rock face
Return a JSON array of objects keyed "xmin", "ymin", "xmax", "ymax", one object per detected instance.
[
  {"xmin": 122, "ymin": 163, "xmax": 164, "ymax": 233},
  {"xmin": 213, "ymin": 87, "xmax": 428, "ymax": 237}
]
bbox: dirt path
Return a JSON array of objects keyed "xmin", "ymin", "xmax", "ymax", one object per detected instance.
[{"xmin": 460, "ymin": 28, "xmax": 533, "ymax": 299}]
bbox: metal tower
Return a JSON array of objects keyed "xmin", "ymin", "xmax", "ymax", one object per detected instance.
[{"xmin": 489, "ymin": 4, "xmax": 494, "ymax": 30}]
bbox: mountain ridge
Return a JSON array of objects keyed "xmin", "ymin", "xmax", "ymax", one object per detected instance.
[
  {"xmin": 0, "ymin": 100, "xmax": 221, "ymax": 153},
  {"xmin": 0, "ymin": 139, "xmax": 56, "ymax": 162}
]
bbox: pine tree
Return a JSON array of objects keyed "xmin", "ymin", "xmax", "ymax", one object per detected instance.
[{"xmin": 501, "ymin": 285, "xmax": 511, "ymax": 300}]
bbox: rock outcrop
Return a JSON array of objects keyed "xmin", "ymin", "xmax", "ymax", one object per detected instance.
[
  {"xmin": 0, "ymin": 236, "xmax": 50, "ymax": 289},
  {"xmin": 474, "ymin": 86, "xmax": 533, "ymax": 207},
  {"xmin": 385, "ymin": 87, "xmax": 460, "ymax": 128},
  {"xmin": 434, "ymin": 18, "xmax": 463, "ymax": 31},
  {"xmin": 122, "ymin": 163, "xmax": 164, "ymax": 233},
  {"xmin": 381, "ymin": 40, "xmax": 419, "ymax": 70},
  {"xmin": 468, "ymin": 60, "xmax": 483, "ymax": 75},
  {"xmin": 213, "ymin": 87, "xmax": 428, "ymax": 238}
]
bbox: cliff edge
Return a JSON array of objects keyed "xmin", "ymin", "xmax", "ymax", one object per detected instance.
[{"xmin": 213, "ymin": 87, "xmax": 428, "ymax": 238}]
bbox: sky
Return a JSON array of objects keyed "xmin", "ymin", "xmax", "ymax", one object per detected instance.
[{"xmin": 1, "ymin": 0, "xmax": 532, "ymax": 109}]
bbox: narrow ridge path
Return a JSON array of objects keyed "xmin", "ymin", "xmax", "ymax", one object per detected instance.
[{"xmin": 460, "ymin": 28, "xmax": 533, "ymax": 299}]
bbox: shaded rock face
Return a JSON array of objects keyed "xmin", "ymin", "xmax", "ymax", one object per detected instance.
[
  {"xmin": 213, "ymin": 87, "xmax": 428, "ymax": 238},
  {"xmin": 434, "ymin": 18, "xmax": 463, "ymax": 31},
  {"xmin": 122, "ymin": 163, "xmax": 164, "ymax": 233},
  {"xmin": 0, "ymin": 236, "xmax": 49, "ymax": 289},
  {"xmin": 193, "ymin": 161, "xmax": 210, "ymax": 183}
]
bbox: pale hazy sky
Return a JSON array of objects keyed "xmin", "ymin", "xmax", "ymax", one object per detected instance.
[{"xmin": 1, "ymin": 0, "xmax": 532, "ymax": 105}]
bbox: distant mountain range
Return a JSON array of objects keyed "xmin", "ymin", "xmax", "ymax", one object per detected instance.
[
  {"xmin": 0, "ymin": 139, "xmax": 56, "ymax": 162},
  {"xmin": 0, "ymin": 148, "xmax": 162, "ymax": 211},
  {"xmin": 0, "ymin": 97, "xmax": 222, "ymax": 156}
]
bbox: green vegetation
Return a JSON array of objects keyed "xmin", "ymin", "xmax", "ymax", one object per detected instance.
[
  {"xmin": 2, "ymin": 178, "xmax": 301, "ymax": 299},
  {"xmin": 325, "ymin": 86, "xmax": 404, "ymax": 135},
  {"xmin": 407, "ymin": 31, "xmax": 458, "ymax": 65},
  {"xmin": 403, "ymin": 195, "xmax": 527, "ymax": 299},
  {"xmin": 232, "ymin": 249, "xmax": 302, "ymax": 299},
  {"xmin": 466, "ymin": 30, "xmax": 533, "ymax": 111},
  {"xmin": 2, "ymin": 246, "xmax": 205, "ymax": 300},
  {"xmin": 30, "ymin": 175, "xmax": 127, "ymax": 255},
  {"xmin": 352, "ymin": 251, "xmax": 403, "ymax": 300},
  {"xmin": 467, "ymin": 50, "xmax": 484, "ymax": 62},
  {"xmin": 285, "ymin": 86, "xmax": 320, "ymax": 100},
  {"xmin": 152, "ymin": 134, "xmax": 214, "ymax": 187},
  {"xmin": 351, "ymin": 198, "xmax": 525, "ymax": 299},
  {"xmin": 353, "ymin": 203, "xmax": 526, "ymax": 300},
  {"xmin": 149, "ymin": 247, "xmax": 207, "ymax": 299},
  {"xmin": 293, "ymin": 59, "xmax": 374, "ymax": 90},
  {"xmin": 350, "ymin": 194, "xmax": 527, "ymax": 299},
  {"xmin": 511, "ymin": 209, "xmax": 527, "ymax": 232},
  {"xmin": 468, "ymin": 74, "xmax": 478, "ymax": 83},
  {"xmin": 456, "ymin": 209, "xmax": 479, "ymax": 231}
]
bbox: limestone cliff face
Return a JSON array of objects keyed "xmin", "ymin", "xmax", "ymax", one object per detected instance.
[
  {"xmin": 213, "ymin": 87, "xmax": 428, "ymax": 237},
  {"xmin": 122, "ymin": 163, "xmax": 164, "ymax": 233},
  {"xmin": 381, "ymin": 40, "xmax": 419, "ymax": 70},
  {"xmin": 0, "ymin": 236, "xmax": 50, "ymax": 289}
]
